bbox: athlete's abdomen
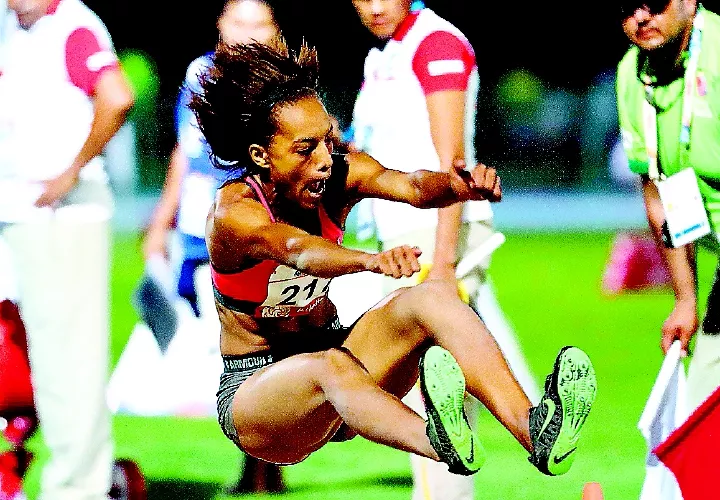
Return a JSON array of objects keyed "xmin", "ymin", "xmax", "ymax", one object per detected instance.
[{"xmin": 218, "ymin": 297, "xmax": 339, "ymax": 355}]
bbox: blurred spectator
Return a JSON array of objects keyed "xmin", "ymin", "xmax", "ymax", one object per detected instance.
[
  {"xmin": 0, "ymin": 1, "xmax": 134, "ymax": 500},
  {"xmin": 608, "ymin": 132, "xmax": 640, "ymax": 190},
  {"xmin": 104, "ymin": 49, "xmax": 160, "ymax": 197},
  {"xmin": 615, "ymin": 0, "xmax": 720, "ymax": 411},
  {"xmin": 141, "ymin": 0, "xmax": 285, "ymax": 494},
  {"xmin": 144, "ymin": 0, "xmax": 279, "ymax": 326},
  {"xmin": 348, "ymin": 1, "xmax": 539, "ymax": 499},
  {"xmin": 597, "ymin": 71, "xmax": 672, "ymax": 296},
  {"xmin": 493, "ymin": 68, "xmax": 582, "ymax": 187},
  {"xmin": 579, "ymin": 69, "xmax": 623, "ymax": 188},
  {"xmin": 495, "ymin": 69, "xmax": 546, "ymax": 150}
]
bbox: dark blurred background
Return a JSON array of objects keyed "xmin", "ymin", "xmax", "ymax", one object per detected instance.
[{"xmin": 85, "ymin": 0, "xmax": 720, "ymax": 194}]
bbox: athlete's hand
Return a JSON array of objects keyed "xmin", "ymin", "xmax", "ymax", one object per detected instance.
[
  {"xmin": 366, "ymin": 245, "xmax": 422, "ymax": 279},
  {"xmin": 450, "ymin": 159, "xmax": 501, "ymax": 203},
  {"xmin": 662, "ymin": 298, "xmax": 699, "ymax": 356}
]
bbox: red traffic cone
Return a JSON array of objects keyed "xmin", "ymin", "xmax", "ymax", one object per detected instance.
[{"xmin": 582, "ymin": 482, "xmax": 604, "ymax": 500}]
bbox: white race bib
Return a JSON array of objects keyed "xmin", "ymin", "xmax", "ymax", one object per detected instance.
[{"xmin": 258, "ymin": 265, "xmax": 331, "ymax": 318}]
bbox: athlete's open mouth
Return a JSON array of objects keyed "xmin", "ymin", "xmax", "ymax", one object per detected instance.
[{"xmin": 307, "ymin": 179, "xmax": 326, "ymax": 196}]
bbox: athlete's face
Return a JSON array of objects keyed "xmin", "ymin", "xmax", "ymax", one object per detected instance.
[
  {"xmin": 352, "ymin": 0, "xmax": 413, "ymax": 40},
  {"xmin": 219, "ymin": 0, "xmax": 278, "ymax": 46},
  {"xmin": 621, "ymin": 0, "xmax": 696, "ymax": 51},
  {"xmin": 259, "ymin": 96, "xmax": 335, "ymax": 209}
]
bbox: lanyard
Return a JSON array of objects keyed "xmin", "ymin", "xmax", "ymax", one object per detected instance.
[{"xmin": 642, "ymin": 10, "xmax": 705, "ymax": 181}]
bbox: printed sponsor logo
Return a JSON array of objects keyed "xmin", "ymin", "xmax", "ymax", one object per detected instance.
[
  {"xmin": 259, "ymin": 297, "xmax": 323, "ymax": 318},
  {"xmin": 87, "ymin": 51, "xmax": 116, "ymax": 72},
  {"xmin": 224, "ymin": 355, "xmax": 273, "ymax": 371},
  {"xmin": 465, "ymin": 435, "xmax": 475, "ymax": 464},
  {"xmin": 427, "ymin": 59, "xmax": 464, "ymax": 76},
  {"xmin": 538, "ymin": 399, "xmax": 556, "ymax": 438},
  {"xmin": 553, "ymin": 447, "xmax": 576, "ymax": 464}
]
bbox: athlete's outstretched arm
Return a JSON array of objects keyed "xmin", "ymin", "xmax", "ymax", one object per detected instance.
[
  {"xmin": 207, "ymin": 195, "xmax": 422, "ymax": 279},
  {"xmin": 344, "ymin": 151, "xmax": 501, "ymax": 209}
]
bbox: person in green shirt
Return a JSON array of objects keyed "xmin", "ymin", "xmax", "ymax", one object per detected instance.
[{"xmin": 616, "ymin": 0, "xmax": 720, "ymax": 410}]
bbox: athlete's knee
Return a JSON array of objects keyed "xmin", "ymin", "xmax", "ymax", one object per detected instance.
[
  {"xmin": 394, "ymin": 280, "xmax": 460, "ymax": 319},
  {"xmin": 316, "ymin": 347, "xmax": 369, "ymax": 391}
]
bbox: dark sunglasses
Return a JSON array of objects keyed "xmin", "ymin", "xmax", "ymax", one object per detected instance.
[{"xmin": 619, "ymin": 0, "xmax": 672, "ymax": 18}]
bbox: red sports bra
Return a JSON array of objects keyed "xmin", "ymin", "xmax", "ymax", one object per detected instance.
[{"xmin": 211, "ymin": 176, "xmax": 344, "ymax": 319}]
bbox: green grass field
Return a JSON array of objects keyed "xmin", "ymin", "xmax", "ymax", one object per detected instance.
[{"xmin": 13, "ymin": 229, "xmax": 718, "ymax": 500}]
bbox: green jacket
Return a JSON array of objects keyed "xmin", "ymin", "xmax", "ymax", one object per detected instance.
[{"xmin": 616, "ymin": 6, "xmax": 720, "ymax": 237}]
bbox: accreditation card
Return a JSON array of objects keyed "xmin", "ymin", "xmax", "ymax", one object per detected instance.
[{"xmin": 656, "ymin": 167, "xmax": 711, "ymax": 248}]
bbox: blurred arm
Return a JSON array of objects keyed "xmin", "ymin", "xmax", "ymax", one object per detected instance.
[
  {"xmin": 70, "ymin": 68, "xmax": 135, "ymax": 178},
  {"xmin": 426, "ymin": 90, "xmax": 465, "ymax": 276},
  {"xmin": 641, "ymin": 175, "xmax": 698, "ymax": 353},
  {"xmin": 143, "ymin": 143, "xmax": 188, "ymax": 259},
  {"xmin": 413, "ymin": 30, "xmax": 477, "ymax": 278}
]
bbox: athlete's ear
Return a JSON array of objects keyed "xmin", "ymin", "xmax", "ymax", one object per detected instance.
[{"xmin": 249, "ymin": 144, "xmax": 270, "ymax": 171}]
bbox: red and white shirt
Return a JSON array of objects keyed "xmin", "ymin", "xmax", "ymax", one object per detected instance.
[
  {"xmin": 352, "ymin": 8, "xmax": 492, "ymax": 240},
  {"xmin": 0, "ymin": 0, "xmax": 118, "ymax": 186}
]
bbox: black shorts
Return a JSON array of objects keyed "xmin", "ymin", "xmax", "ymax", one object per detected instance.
[{"xmin": 216, "ymin": 316, "xmax": 355, "ymax": 448}]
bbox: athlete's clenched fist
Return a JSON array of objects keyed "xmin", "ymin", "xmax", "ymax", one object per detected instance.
[
  {"xmin": 366, "ymin": 245, "xmax": 422, "ymax": 279},
  {"xmin": 449, "ymin": 159, "xmax": 502, "ymax": 203}
]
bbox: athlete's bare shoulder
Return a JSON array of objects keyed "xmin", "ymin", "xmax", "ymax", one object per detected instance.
[
  {"xmin": 211, "ymin": 180, "xmax": 267, "ymax": 226},
  {"xmin": 207, "ymin": 179, "xmax": 275, "ymax": 269},
  {"xmin": 343, "ymin": 151, "xmax": 386, "ymax": 190}
]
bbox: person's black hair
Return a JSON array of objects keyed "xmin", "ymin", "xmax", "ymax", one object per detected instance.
[{"xmin": 189, "ymin": 36, "xmax": 320, "ymax": 172}]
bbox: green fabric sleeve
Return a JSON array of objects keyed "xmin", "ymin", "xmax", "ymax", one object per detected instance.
[{"xmin": 616, "ymin": 48, "xmax": 650, "ymax": 175}]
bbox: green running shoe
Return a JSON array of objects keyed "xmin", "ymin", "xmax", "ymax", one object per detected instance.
[
  {"xmin": 528, "ymin": 346, "xmax": 597, "ymax": 476},
  {"xmin": 419, "ymin": 345, "xmax": 485, "ymax": 476}
]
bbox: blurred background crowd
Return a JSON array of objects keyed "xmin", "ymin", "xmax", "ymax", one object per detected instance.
[{"xmin": 93, "ymin": 0, "xmax": 648, "ymax": 207}]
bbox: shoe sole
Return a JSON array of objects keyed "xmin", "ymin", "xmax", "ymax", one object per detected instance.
[
  {"xmin": 419, "ymin": 345, "xmax": 484, "ymax": 475},
  {"xmin": 546, "ymin": 346, "xmax": 597, "ymax": 476}
]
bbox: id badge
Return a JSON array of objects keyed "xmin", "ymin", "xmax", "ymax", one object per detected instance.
[{"xmin": 656, "ymin": 167, "xmax": 711, "ymax": 248}]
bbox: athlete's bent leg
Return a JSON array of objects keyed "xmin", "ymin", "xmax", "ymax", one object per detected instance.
[
  {"xmin": 346, "ymin": 280, "xmax": 534, "ymax": 451},
  {"xmin": 231, "ymin": 347, "xmax": 439, "ymax": 465},
  {"xmin": 345, "ymin": 280, "xmax": 596, "ymax": 475}
]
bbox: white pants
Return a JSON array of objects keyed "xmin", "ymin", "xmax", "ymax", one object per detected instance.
[
  {"xmin": 381, "ymin": 221, "xmax": 540, "ymax": 500},
  {"xmin": 1, "ymin": 180, "xmax": 114, "ymax": 500},
  {"xmin": 687, "ymin": 334, "xmax": 720, "ymax": 413}
]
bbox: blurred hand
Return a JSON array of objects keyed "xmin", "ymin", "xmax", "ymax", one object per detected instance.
[
  {"xmin": 449, "ymin": 159, "xmax": 502, "ymax": 203},
  {"xmin": 366, "ymin": 245, "xmax": 422, "ymax": 279},
  {"xmin": 142, "ymin": 225, "xmax": 169, "ymax": 261},
  {"xmin": 661, "ymin": 298, "xmax": 698, "ymax": 356},
  {"xmin": 34, "ymin": 169, "xmax": 79, "ymax": 208}
]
